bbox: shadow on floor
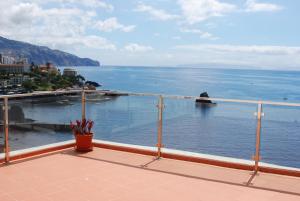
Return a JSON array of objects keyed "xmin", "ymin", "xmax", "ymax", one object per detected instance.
[{"xmin": 63, "ymin": 149, "xmax": 300, "ymax": 197}]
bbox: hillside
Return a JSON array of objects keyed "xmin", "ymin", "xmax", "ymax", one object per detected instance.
[{"xmin": 0, "ymin": 36, "xmax": 100, "ymax": 66}]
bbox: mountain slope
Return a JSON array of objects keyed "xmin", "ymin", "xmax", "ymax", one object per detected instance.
[{"xmin": 0, "ymin": 36, "xmax": 100, "ymax": 66}]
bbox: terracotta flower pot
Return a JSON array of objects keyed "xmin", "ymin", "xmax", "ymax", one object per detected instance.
[{"xmin": 75, "ymin": 133, "xmax": 93, "ymax": 152}]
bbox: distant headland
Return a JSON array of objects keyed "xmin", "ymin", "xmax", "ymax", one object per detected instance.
[{"xmin": 0, "ymin": 36, "xmax": 100, "ymax": 66}]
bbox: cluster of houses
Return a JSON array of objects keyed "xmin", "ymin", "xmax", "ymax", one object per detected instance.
[
  {"xmin": 0, "ymin": 54, "xmax": 30, "ymax": 91},
  {"xmin": 0, "ymin": 54, "xmax": 78, "ymax": 94},
  {"xmin": 37, "ymin": 63, "xmax": 77, "ymax": 77}
]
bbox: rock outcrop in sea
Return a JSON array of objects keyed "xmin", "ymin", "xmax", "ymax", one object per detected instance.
[{"xmin": 196, "ymin": 92, "xmax": 215, "ymax": 104}]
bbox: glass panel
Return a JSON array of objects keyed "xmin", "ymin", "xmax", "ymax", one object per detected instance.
[
  {"xmin": 87, "ymin": 93, "xmax": 157, "ymax": 147},
  {"xmin": 163, "ymin": 98, "xmax": 257, "ymax": 161},
  {"xmin": 261, "ymin": 105, "xmax": 300, "ymax": 168},
  {"xmin": 7, "ymin": 93, "xmax": 82, "ymax": 151}
]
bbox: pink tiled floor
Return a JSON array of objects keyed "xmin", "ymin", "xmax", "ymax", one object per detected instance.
[{"xmin": 0, "ymin": 148, "xmax": 299, "ymax": 201}]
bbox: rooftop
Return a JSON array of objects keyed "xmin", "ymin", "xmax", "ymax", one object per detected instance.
[
  {"xmin": 1, "ymin": 145, "xmax": 299, "ymax": 201},
  {"xmin": 1, "ymin": 90, "xmax": 300, "ymax": 201}
]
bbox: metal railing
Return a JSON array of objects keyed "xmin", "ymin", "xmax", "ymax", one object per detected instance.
[{"xmin": 1, "ymin": 90, "xmax": 300, "ymax": 171}]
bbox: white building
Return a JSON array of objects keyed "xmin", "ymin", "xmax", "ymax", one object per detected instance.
[
  {"xmin": 63, "ymin": 68, "xmax": 77, "ymax": 77},
  {"xmin": 0, "ymin": 64, "xmax": 30, "ymax": 73},
  {"xmin": 0, "ymin": 54, "xmax": 15, "ymax": 64}
]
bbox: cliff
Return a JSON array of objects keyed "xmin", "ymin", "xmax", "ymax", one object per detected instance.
[{"xmin": 0, "ymin": 36, "xmax": 100, "ymax": 66}]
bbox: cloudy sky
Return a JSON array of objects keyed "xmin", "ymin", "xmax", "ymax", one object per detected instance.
[{"xmin": 0, "ymin": 0, "xmax": 300, "ymax": 69}]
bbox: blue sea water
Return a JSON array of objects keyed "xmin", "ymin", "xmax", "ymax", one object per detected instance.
[
  {"xmin": 5, "ymin": 66, "xmax": 300, "ymax": 168},
  {"xmin": 76, "ymin": 66, "xmax": 300, "ymax": 102}
]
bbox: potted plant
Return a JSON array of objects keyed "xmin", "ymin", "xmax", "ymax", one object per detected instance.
[{"xmin": 70, "ymin": 119, "xmax": 94, "ymax": 152}]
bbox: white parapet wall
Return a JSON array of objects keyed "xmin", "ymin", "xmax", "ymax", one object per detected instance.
[{"xmin": 1, "ymin": 139, "xmax": 300, "ymax": 173}]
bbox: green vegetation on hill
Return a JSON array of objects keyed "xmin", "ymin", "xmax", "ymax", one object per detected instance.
[{"xmin": 22, "ymin": 65, "xmax": 85, "ymax": 91}]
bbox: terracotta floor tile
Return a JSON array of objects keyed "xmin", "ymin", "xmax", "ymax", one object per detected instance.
[
  {"xmin": 8, "ymin": 189, "xmax": 48, "ymax": 201},
  {"xmin": 0, "ymin": 194, "xmax": 16, "ymax": 201},
  {"xmin": 146, "ymin": 157, "xmax": 252, "ymax": 185},
  {"xmin": 251, "ymin": 172, "xmax": 300, "ymax": 194},
  {"xmin": 1, "ymin": 147, "xmax": 299, "ymax": 201}
]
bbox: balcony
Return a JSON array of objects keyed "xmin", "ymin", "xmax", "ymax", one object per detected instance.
[
  {"xmin": 0, "ymin": 142, "xmax": 299, "ymax": 201},
  {"xmin": 1, "ymin": 90, "xmax": 300, "ymax": 200}
]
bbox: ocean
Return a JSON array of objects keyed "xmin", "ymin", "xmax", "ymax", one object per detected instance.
[
  {"xmin": 4, "ymin": 66, "xmax": 300, "ymax": 168},
  {"xmin": 77, "ymin": 66, "xmax": 300, "ymax": 101}
]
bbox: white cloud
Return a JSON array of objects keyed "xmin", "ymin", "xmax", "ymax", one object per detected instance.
[
  {"xmin": 26, "ymin": 35, "xmax": 116, "ymax": 50},
  {"xmin": 76, "ymin": 0, "xmax": 114, "ymax": 11},
  {"xmin": 0, "ymin": 1, "xmax": 116, "ymax": 52},
  {"xmin": 205, "ymin": 22, "xmax": 217, "ymax": 29},
  {"xmin": 94, "ymin": 17, "xmax": 136, "ymax": 32},
  {"xmin": 177, "ymin": 0, "xmax": 236, "ymax": 24},
  {"xmin": 245, "ymin": 0, "xmax": 283, "ymax": 12},
  {"xmin": 9, "ymin": 3, "xmax": 41, "ymax": 25},
  {"xmin": 172, "ymin": 44, "xmax": 300, "ymax": 69},
  {"xmin": 135, "ymin": 3, "xmax": 179, "ymax": 21},
  {"xmin": 73, "ymin": 35, "xmax": 116, "ymax": 50},
  {"xmin": 31, "ymin": 0, "xmax": 114, "ymax": 11},
  {"xmin": 166, "ymin": 53, "xmax": 174, "ymax": 59},
  {"xmin": 174, "ymin": 44, "xmax": 300, "ymax": 55},
  {"xmin": 0, "ymin": 2, "xmax": 40, "ymax": 30},
  {"xmin": 124, "ymin": 43, "xmax": 154, "ymax": 52},
  {"xmin": 180, "ymin": 28, "xmax": 219, "ymax": 40}
]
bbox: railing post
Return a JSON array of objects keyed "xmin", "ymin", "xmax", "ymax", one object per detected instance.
[
  {"xmin": 156, "ymin": 95, "xmax": 164, "ymax": 158},
  {"xmin": 3, "ymin": 97, "xmax": 10, "ymax": 163},
  {"xmin": 81, "ymin": 90, "xmax": 86, "ymax": 120},
  {"xmin": 254, "ymin": 103, "xmax": 263, "ymax": 172}
]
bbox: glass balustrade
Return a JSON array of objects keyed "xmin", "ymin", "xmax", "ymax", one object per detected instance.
[
  {"xmin": 86, "ymin": 92, "xmax": 157, "ymax": 147},
  {"xmin": 261, "ymin": 105, "xmax": 300, "ymax": 168},
  {"xmin": 163, "ymin": 98, "xmax": 257, "ymax": 161},
  {"xmin": 0, "ymin": 90, "xmax": 300, "ymax": 170},
  {"xmin": 3, "ymin": 93, "xmax": 81, "ymax": 152}
]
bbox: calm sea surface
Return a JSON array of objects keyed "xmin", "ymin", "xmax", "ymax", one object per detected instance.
[{"xmin": 4, "ymin": 66, "xmax": 300, "ymax": 168}]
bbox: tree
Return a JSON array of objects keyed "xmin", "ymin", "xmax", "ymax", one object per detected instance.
[
  {"xmin": 22, "ymin": 80, "xmax": 37, "ymax": 91},
  {"xmin": 30, "ymin": 62, "xmax": 35, "ymax": 72}
]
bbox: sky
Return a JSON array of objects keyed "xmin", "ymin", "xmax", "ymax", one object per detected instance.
[{"xmin": 0, "ymin": 0, "xmax": 300, "ymax": 70}]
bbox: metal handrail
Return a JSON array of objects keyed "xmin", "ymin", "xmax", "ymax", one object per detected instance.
[
  {"xmin": 0, "ymin": 90, "xmax": 82, "ymax": 99},
  {"xmin": 1, "ymin": 89, "xmax": 300, "ymax": 107},
  {"xmin": 90, "ymin": 90, "xmax": 300, "ymax": 107}
]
